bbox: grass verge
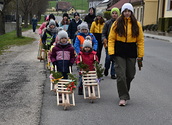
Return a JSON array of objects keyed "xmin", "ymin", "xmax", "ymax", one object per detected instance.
[{"xmin": 0, "ymin": 30, "xmax": 35, "ymax": 54}]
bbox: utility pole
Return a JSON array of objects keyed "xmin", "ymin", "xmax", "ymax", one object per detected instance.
[{"xmin": 16, "ymin": 0, "xmax": 22, "ymax": 37}]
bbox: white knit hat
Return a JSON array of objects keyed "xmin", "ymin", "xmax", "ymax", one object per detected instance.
[
  {"xmin": 83, "ymin": 39, "xmax": 92, "ymax": 48},
  {"xmin": 49, "ymin": 19, "xmax": 56, "ymax": 26},
  {"xmin": 80, "ymin": 22, "xmax": 89, "ymax": 32},
  {"xmin": 57, "ymin": 30, "xmax": 68, "ymax": 40},
  {"xmin": 121, "ymin": 3, "xmax": 134, "ymax": 13}
]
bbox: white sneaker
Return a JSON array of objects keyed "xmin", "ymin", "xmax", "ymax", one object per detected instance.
[{"xmin": 119, "ymin": 100, "xmax": 127, "ymax": 106}]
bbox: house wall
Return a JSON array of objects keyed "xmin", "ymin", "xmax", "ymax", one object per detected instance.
[
  {"xmin": 133, "ymin": 5, "xmax": 144, "ymax": 25},
  {"xmin": 143, "ymin": 0, "xmax": 158, "ymax": 25},
  {"xmin": 164, "ymin": 0, "xmax": 172, "ymax": 17},
  {"xmin": 89, "ymin": 1, "xmax": 102, "ymax": 8}
]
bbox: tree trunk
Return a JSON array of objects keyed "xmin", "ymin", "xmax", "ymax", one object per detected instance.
[
  {"xmin": 23, "ymin": 13, "xmax": 28, "ymax": 28},
  {"xmin": 0, "ymin": 11, "xmax": 6, "ymax": 35}
]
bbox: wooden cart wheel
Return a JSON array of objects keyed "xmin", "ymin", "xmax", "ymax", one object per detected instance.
[
  {"xmin": 64, "ymin": 106, "xmax": 67, "ymax": 110},
  {"xmin": 90, "ymin": 100, "xmax": 94, "ymax": 103}
]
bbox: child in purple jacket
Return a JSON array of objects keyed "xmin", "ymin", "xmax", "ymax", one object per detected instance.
[{"xmin": 50, "ymin": 30, "xmax": 75, "ymax": 79}]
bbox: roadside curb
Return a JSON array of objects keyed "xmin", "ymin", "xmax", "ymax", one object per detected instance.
[{"xmin": 144, "ymin": 33, "xmax": 172, "ymax": 43}]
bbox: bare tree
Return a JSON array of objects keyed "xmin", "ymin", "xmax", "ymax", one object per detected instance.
[
  {"xmin": 0, "ymin": 0, "xmax": 14, "ymax": 35},
  {"xmin": 19, "ymin": 0, "xmax": 49, "ymax": 28},
  {"xmin": 30, "ymin": 0, "xmax": 49, "ymax": 22}
]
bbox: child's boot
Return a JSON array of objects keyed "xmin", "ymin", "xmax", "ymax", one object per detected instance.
[{"xmin": 78, "ymin": 86, "xmax": 83, "ymax": 95}]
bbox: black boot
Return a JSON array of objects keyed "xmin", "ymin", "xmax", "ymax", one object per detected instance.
[
  {"xmin": 78, "ymin": 87, "xmax": 83, "ymax": 95},
  {"xmin": 104, "ymin": 69, "xmax": 108, "ymax": 76}
]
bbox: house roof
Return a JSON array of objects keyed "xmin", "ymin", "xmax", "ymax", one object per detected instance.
[
  {"xmin": 107, "ymin": 0, "xmax": 130, "ymax": 10},
  {"xmin": 107, "ymin": 0, "xmax": 143, "ymax": 10},
  {"xmin": 56, "ymin": 1, "xmax": 72, "ymax": 11}
]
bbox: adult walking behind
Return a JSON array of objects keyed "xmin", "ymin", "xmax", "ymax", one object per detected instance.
[
  {"xmin": 90, "ymin": 11, "xmax": 105, "ymax": 61},
  {"xmin": 31, "ymin": 15, "xmax": 38, "ymax": 33},
  {"xmin": 84, "ymin": 7, "xmax": 96, "ymax": 29},
  {"xmin": 102, "ymin": 7, "xmax": 120, "ymax": 79},
  {"xmin": 67, "ymin": 12, "xmax": 82, "ymax": 42},
  {"xmin": 108, "ymin": 3, "xmax": 144, "ymax": 106}
]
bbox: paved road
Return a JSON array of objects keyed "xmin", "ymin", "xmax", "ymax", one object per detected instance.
[{"xmin": 40, "ymin": 37, "xmax": 172, "ymax": 125}]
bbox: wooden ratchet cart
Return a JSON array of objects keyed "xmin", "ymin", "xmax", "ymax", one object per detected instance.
[{"xmin": 82, "ymin": 70, "xmax": 100, "ymax": 103}]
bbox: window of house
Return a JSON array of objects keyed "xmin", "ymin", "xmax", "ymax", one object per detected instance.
[
  {"xmin": 140, "ymin": 7, "xmax": 143, "ymax": 22},
  {"xmin": 168, "ymin": 0, "xmax": 172, "ymax": 10},
  {"xmin": 137, "ymin": 8, "xmax": 140, "ymax": 21}
]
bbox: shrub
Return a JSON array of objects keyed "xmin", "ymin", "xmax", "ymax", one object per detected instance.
[
  {"xmin": 104, "ymin": 11, "xmax": 111, "ymax": 20},
  {"xmin": 151, "ymin": 24, "xmax": 158, "ymax": 31},
  {"xmin": 167, "ymin": 26, "xmax": 172, "ymax": 33}
]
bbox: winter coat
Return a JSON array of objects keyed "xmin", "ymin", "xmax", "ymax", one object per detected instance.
[
  {"xmin": 67, "ymin": 19, "xmax": 82, "ymax": 39},
  {"xmin": 84, "ymin": 14, "xmax": 96, "ymax": 29},
  {"xmin": 38, "ymin": 22, "xmax": 47, "ymax": 35},
  {"xmin": 50, "ymin": 43, "xmax": 75, "ymax": 73},
  {"xmin": 108, "ymin": 17, "xmax": 144, "ymax": 58},
  {"xmin": 101, "ymin": 18, "xmax": 116, "ymax": 41},
  {"xmin": 42, "ymin": 29, "xmax": 57, "ymax": 45},
  {"xmin": 90, "ymin": 21, "xmax": 104, "ymax": 34},
  {"xmin": 74, "ymin": 32, "xmax": 98, "ymax": 54},
  {"xmin": 76, "ymin": 51, "xmax": 99, "ymax": 71},
  {"xmin": 32, "ymin": 18, "xmax": 38, "ymax": 26}
]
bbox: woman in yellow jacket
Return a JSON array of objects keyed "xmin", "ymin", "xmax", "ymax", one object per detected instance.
[
  {"xmin": 90, "ymin": 11, "xmax": 105, "ymax": 61},
  {"xmin": 108, "ymin": 3, "xmax": 144, "ymax": 106}
]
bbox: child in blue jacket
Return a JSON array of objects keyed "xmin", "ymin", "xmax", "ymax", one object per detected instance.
[{"xmin": 74, "ymin": 22, "xmax": 98, "ymax": 55}]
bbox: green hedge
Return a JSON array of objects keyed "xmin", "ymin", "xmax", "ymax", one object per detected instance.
[
  {"xmin": 164, "ymin": 18, "xmax": 172, "ymax": 31},
  {"xmin": 158, "ymin": 18, "xmax": 165, "ymax": 32},
  {"xmin": 104, "ymin": 11, "xmax": 111, "ymax": 20},
  {"xmin": 158, "ymin": 17, "xmax": 172, "ymax": 32}
]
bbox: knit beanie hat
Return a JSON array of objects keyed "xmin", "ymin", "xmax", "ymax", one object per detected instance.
[
  {"xmin": 111, "ymin": 7, "xmax": 120, "ymax": 16},
  {"xmin": 74, "ymin": 12, "xmax": 80, "ymax": 18},
  {"xmin": 83, "ymin": 39, "xmax": 92, "ymax": 48},
  {"xmin": 63, "ymin": 13, "xmax": 69, "ymax": 18},
  {"xmin": 85, "ymin": 36, "xmax": 92, "ymax": 41},
  {"xmin": 121, "ymin": 3, "xmax": 134, "ymax": 13},
  {"xmin": 77, "ymin": 24, "xmax": 81, "ymax": 31},
  {"xmin": 58, "ymin": 30, "xmax": 68, "ymax": 40},
  {"xmin": 96, "ymin": 11, "xmax": 103, "ymax": 17},
  {"xmin": 80, "ymin": 22, "xmax": 89, "ymax": 32},
  {"xmin": 49, "ymin": 19, "xmax": 56, "ymax": 26},
  {"xmin": 49, "ymin": 14, "xmax": 56, "ymax": 20}
]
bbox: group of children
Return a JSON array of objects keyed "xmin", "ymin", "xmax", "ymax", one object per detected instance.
[{"xmin": 38, "ymin": 14, "xmax": 99, "ymax": 95}]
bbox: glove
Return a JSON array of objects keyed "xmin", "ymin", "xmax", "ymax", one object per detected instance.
[
  {"xmin": 137, "ymin": 57, "xmax": 143, "ymax": 71},
  {"xmin": 103, "ymin": 39, "xmax": 108, "ymax": 48},
  {"xmin": 110, "ymin": 55, "xmax": 115, "ymax": 61}
]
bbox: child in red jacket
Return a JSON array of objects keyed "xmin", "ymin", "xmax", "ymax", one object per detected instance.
[{"xmin": 76, "ymin": 39, "xmax": 99, "ymax": 95}]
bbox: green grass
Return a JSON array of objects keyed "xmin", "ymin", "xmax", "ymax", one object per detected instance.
[
  {"xmin": 48, "ymin": 0, "xmax": 89, "ymax": 13},
  {"xmin": 22, "ymin": 25, "xmax": 32, "ymax": 31},
  {"xmin": 38, "ymin": 16, "xmax": 45, "ymax": 24},
  {"xmin": 0, "ymin": 30, "xmax": 35, "ymax": 54}
]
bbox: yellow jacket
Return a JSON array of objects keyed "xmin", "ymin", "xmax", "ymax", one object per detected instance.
[
  {"xmin": 90, "ymin": 21, "xmax": 104, "ymax": 33},
  {"xmin": 108, "ymin": 18, "xmax": 144, "ymax": 58}
]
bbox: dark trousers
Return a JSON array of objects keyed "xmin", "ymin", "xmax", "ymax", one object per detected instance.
[
  {"xmin": 32, "ymin": 24, "xmax": 37, "ymax": 32},
  {"xmin": 104, "ymin": 48, "xmax": 115, "ymax": 76},
  {"xmin": 94, "ymin": 33, "xmax": 103, "ymax": 61}
]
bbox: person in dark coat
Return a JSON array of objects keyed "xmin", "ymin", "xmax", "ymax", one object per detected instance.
[
  {"xmin": 46, "ymin": 14, "xmax": 59, "ymax": 27},
  {"xmin": 67, "ymin": 12, "xmax": 82, "ymax": 41},
  {"xmin": 31, "ymin": 15, "xmax": 38, "ymax": 33},
  {"xmin": 84, "ymin": 7, "xmax": 96, "ymax": 29},
  {"xmin": 102, "ymin": 7, "xmax": 120, "ymax": 79}
]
